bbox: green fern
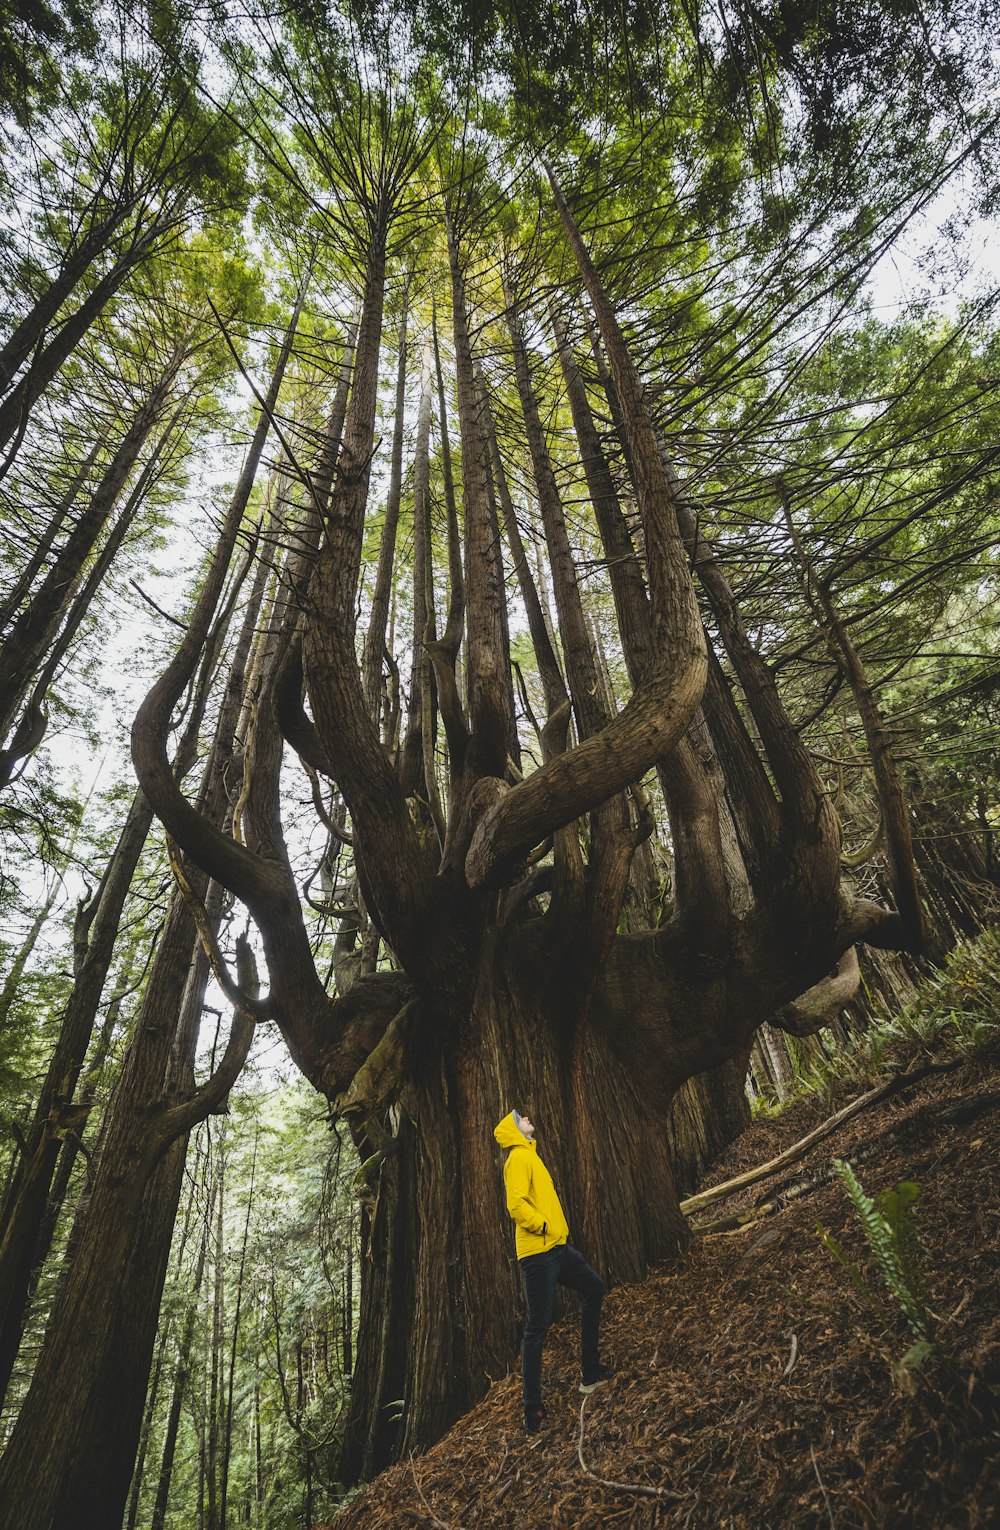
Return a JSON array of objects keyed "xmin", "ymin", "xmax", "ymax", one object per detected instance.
[
  {"xmin": 830, "ymin": 1159, "xmax": 934, "ymax": 1343},
  {"xmin": 816, "ymin": 1222, "xmax": 877, "ymax": 1309}
]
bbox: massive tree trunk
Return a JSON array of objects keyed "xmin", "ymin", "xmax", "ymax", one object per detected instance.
[{"xmin": 338, "ymin": 930, "xmax": 691, "ymax": 1482}]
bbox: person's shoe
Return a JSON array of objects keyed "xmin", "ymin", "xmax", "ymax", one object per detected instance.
[
  {"xmin": 524, "ymin": 1404, "xmax": 546, "ymax": 1434},
  {"xmin": 579, "ymin": 1362, "xmax": 614, "ymax": 1395}
]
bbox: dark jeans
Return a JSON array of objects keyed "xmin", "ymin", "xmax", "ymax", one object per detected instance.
[{"xmin": 520, "ymin": 1243, "xmax": 603, "ymax": 1409}]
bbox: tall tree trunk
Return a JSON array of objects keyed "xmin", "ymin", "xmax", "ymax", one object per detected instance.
[
  {"xmin": 0, "ymin": 438, "xmax": 101, "ymax": 633},
  {"xmin": 0, "ymin": 415, "xmax": 268, "ymax": 1522},
  {"xmin": 361, "ymin": 278, "xmax": 409, "ymax": 725},
  {"xmin": 0, "ymin": 198, "xmax": 141, "ymax": 392},
  {"xmin": 219, "ymin": 1133, "xmax": 255, "ymax": 1530},
  {"xmin": 399, "ymin": 328, "xmax": 441, "ymax": 829},
  {"xmin": 338, "ymin": 944, "xmax": 691, "ymax": 1482},
  {"xmin": 0, "ymin": 865, "xmax": 251, "ymax": 1528},
  {"xmin": 149, "ymin": 1182, "xmax": 214, "ymax": 1530},
  {"xmin": 0, "ymin": 368, "xmax": 178, "ymax": 754},
  {"xmin": 0, "ymin": 565, "xmax": 234, "ymax": 1403},
  {"xmin": 445, "ymin": 213, "xmax": 513, "ymax": 785},
  {"xmin": 0, "ymin": 219, "xmax": 177, "ymax": 469},
  {"xmin": 207, "ymin": 1126, "xmax": 226, "ymax": 1530}
]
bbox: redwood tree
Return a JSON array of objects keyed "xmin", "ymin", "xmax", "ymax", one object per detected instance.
[
  {"xmin": 122, "ymin": 39, "xmax": 942, "ymax": 1480},
  {"xmin": 2, "ymin": 0, "xmax": 995, "ymax": 1510}
]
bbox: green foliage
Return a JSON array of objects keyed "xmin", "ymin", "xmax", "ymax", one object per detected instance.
[
  {"xmin": 831, "ymin": 1160, "xmax": 934, "ymax": 1342},
  {"xmin": 819, "ymin": 1160, "xmax": 939, "ymax": 1386},
  {"xmin": 0, "ymin": 0, "xmax": 97, "ymax": 126},
  {"xmin": 764, "ymin": 928, "xmax": 1000, "ymax": 1113}
]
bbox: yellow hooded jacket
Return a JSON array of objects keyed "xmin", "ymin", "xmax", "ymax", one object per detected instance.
[{"xmin": 493, "ymin": 1112, "xmax": 570, "ymax": 1260}]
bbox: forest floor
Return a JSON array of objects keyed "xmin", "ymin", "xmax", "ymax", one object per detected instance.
[{"xmin": 334, "ymin": 1037, "xmax": 1000, "ymax": 1528}]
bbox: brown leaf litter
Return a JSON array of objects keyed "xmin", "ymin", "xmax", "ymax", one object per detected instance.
[{"xmin": 335, "ymin": 1042, "xmax": 1000, "ymax": 1528}]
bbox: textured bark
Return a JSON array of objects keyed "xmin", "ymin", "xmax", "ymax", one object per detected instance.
[
  {"xmin": 552, "ymin": 309, "xmax": 734, "ymax": 935},
  {"xmin": 0, "ymin": 791, "xmax": 153, "ymax": 1406},
  {"xmin": 446, "ymin": 214, "xmax": 513, "ymax": 785},
  {"xmin": 0, "ymin": 883, "xmax": 207, "ymax": 1527},
  {"xmin": 362, "ymin": 280, "xmax": 409, "ymax": 724},
  {"xmin": 338, "ymin": 942, "xmax": 690, "ymax": 1483},
  {"xmin": 399, "ymin": 329, "xmax": 443, "ymax": 836},
  {"xmin": 507, "ymin": 287, "xmax": 605, "ymax": 743},
  {"xmin": 481, "ymin": 378, "xmax": 567, "ymax": 721}
]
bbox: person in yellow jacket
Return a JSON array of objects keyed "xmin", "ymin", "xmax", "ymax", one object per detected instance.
[{"xmin": 494, "ymin": 1109, "xmax": 612, "ymax": 1433}]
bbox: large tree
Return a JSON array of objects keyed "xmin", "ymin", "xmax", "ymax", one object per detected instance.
[
  {"xmin": 121, "ymin": 0, "xmax": 1000, "ymax": 1478},
  {"xmin": 1, "ymin": 0, "xmax": 997, "ymax": 1511}
]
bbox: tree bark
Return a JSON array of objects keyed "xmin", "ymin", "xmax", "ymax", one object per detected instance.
[
  {"xmin": 361, "ymin": 277, "xmax": 409, "ymax": 725},
  {"xmin": 338, "ymin": 940, "xmax": 690, "ymax": 1483}
]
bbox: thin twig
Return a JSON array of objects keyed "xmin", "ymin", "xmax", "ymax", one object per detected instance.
[
  {"xmin": 408, "ymin": 1453, "xmax": 459, "ymax": 1530},
  {"xmin": 577, "ymin": 1397, "xmax": 691, "ymax": 1502},
  {"xmin": 810, "ymin": 1444, "xmax": 837, "ymax": 1529},
  {"xmin": 487, "ymin": 1440, "xmax": 509, "ymax": 1486}
]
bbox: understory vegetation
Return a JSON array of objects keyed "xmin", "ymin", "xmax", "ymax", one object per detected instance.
[{"xmin": 750, "ymin": 926, "xmax": 1000, "ymax": 1116}]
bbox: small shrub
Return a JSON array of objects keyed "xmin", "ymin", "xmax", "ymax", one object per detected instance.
[{"xmin": 819, "ymin": 1159, "xmax": 940, "ymax": 1388}]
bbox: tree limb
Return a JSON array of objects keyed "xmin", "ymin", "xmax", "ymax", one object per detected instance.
[
  {"xmin": 771, "ymin": 947, "xmax": 861, "ymax": 1037},
  {"xmin": 680, "ymin": 1060, "xmax": 959, "ymax": 1217},
  {"xmin": 148, "ymin": 935, "xmax": 259, "ymax": 1154}
]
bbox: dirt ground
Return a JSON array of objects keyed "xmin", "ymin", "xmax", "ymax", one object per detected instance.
[{"xmin": 335, "ymin": 1041, "xmax": 1000, "ymax": 1528}]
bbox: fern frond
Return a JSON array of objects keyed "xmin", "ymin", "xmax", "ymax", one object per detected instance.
[{"xmin": 832, "ymin": 1160, "xmax": 934, "ymax": 1342}]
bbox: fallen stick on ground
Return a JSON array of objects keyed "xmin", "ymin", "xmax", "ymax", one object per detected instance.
[
  {"xmin": 408, "ymin": 1453, "xmax": 459, "ymax": 1530},
  {"xmin": 576, "ymin": 1396, "xmax": 692, "ymax": 1502},
  {"xmin": 680, "ymin": 1059, "xmax": 961, "ymax": 1218}
]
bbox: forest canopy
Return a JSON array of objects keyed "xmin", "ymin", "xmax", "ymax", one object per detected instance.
[{"xmin": 0, "ymin": 0, "xmax": 997, "ymax": 1522}]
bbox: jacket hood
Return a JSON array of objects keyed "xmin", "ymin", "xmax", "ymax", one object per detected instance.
[{"xmin": 494, "ymin": 1111, "xmax": 535, "ymax": 1152}]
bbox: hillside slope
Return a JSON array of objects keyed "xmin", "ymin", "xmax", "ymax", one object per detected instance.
[{"xmin": 335, "ymin": 1042, "xmax": 1000, "ymax": 1528}]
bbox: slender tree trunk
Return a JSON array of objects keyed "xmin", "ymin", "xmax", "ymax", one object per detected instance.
[
  {"xmin": 399, "ymin": 328, "xmax": 439, "ymax": 822},
  {"xmin": 149, "ymin": 1169, "xmax": 215, "ymax": 1530},
  {"xmin": 0, "ymin": 439, "xmax": 101, "ymax": 633},
  {"xmin": 0, "ymin": 198, "xmax": 140, "ymax": 392},
  {"xmin": 207, "ymin": 1127, "xmax": 226, "ymax": 1530},
  {"xmin": 780, "ymin": 486, "xmax": 926, "ymax": 951},
  {"xmin": 445, "ymin": 214, "xmax": 512, "ymax": 783},
  {"xmin": 0, "ymin": 369, "xmax": 177, "ymax": 752},
  {"xmin": 361, "ymin": 278, "xmax": 409, "ymax": 724},
  {"xmin": 219, "ymin": 1134, "xmax": 256, "ymax": 1530},
  {"xmin": 0, "ymin": 219, "xmax": 176, "ymax": 467}
]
